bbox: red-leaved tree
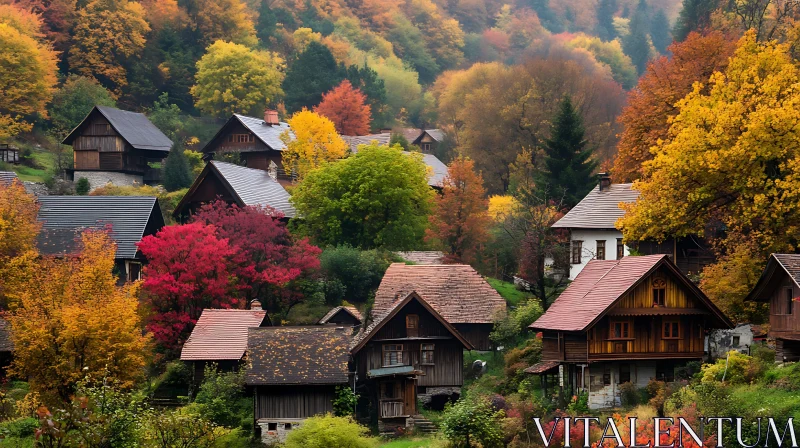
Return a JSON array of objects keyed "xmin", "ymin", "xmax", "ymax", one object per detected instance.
[
  {"xmin": 426, "ymin": 157, "xmax": 491, "ymax": 264},
  {"xmin": 314, "ymin": 79, "xmax": 371, "ymax": 136},
  {"xmin": 191, "ymin": 200, "xmax": 321, "ymax": 316},
  {"xmin": 138, "ymin": 222, "xmax": 239, "ymax": 353}
]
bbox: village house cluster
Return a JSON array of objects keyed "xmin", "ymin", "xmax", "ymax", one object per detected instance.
[{"xmin": 0, "ymin": 105, "xmax": 791, "ymax": 444}]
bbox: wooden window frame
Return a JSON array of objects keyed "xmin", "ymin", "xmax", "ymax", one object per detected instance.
[
  {"xmin": 571, "ymin": 241, "xmax": 583, "ymax": 264},
  {"xmin": 616, "ymin": 238, "xmax": 624, "ymax": 259},
  {"xmin": 406, "ymin": 314, "xmax": 419, "ymax": 338},
  {"xmin": 421, "ymin": 143, "xmax": 432, "ymax": 153},
  {"xmin": 618, "ymin": 364, "xmax": 631, "ymax": 384},
  {"xmin": 785, "ymin": 286, "xmax": 794, "ymax": 315},
  {"xmin": 420, "ymin": 343, "xmax": 435, "ymax": 365},
  {"xmin": 662, "ymin": 319, "xmax": 681, "ymax": 339},
  {"xmin": 596, "ymin": 240, "xmax": 606, "ymax": 260},
  {"xmin": 382, "ymin": 344, "xmax": 404, "ymax": 367},
  {"xmin": 609, "ymin": 319, "xmax": 632, "ymax": 340},
  {"xmin": 652, "ymin": 278, "xmax": 666, "ymax": 307}
]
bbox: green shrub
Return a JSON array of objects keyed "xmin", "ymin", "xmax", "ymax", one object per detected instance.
[
  {"xmin": 674, "ymin": 360, "xmax": 702, "ymax": 381},
  {"xmin": 162, "ymin": 144, "xmax": 193, "ymax": 192},
  {"xmin": 284, "ymin": 414, "xmax": 376, "ymax": 448},
  {"xmin": 490, "ymin": 297, "xmax": 543, "ymax": 348},
  {"xmin": 332, "ymin": 386, "xmax": 358, "ymax": 417},
  {"xmin": 76, "ymin": 177, "xmax": 90, "ymax": 195},
  {"xmin": 141, "ymin": 409, "xmax": 225, "ymax": 447},
  {"xmin": 701, "ymin": 351, "xmax": 764, "ymax": 385},
  {"xmin": 619, "ymin": 382, "xmax": 641, "ymax": 407},
  {"xmin": 566, "ymin": 391, "xmax": 589, "ymax": 415},
  {"xmin": 440, "ymin": 396, "xmax": 504, "ymax": 448},
  {"xmin": 191, "ymin": 365, "xmax": 250, "ymax": 430},
  {"xmin": 320, "ymin": 246, "xmax": 393, "ymax": 304},
  {"xmin": 0, "ymin": 417, "xmax": 37, "ymax": 439}
]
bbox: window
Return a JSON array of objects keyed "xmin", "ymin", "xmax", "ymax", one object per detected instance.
[
  {"xmin": 421, "ymin": 143, "xmax": 432, "ymax": 153},
  {"xmin": 268, "ymin": 423, "xmax": 277, "ymax": 431},
  {"xmin": 382, "ymin": 344, "xmax": 404, "ymax": 366},
  {"xmin": 786, "ymin": 287, "xmax": 794, "ymax": 315},
  {"xmin": 227, "ymin": 133, "xmax": 254, "ymax": 143},
  {"xmin": 663, "ymin": 320, "xmax": 680, "ymax": 339},
  {"xmin": 406, "ymin": 314, "xmax": 419, "ymax": 337},
  {"xmin": 284, "ymin": 423, "xmax": 292, "ymax": 430},
  {"xmin": 596, "ymin": 240, "xmax": 606, "ymax": 260},
  {"xmin": 610, "ymin": 320, "xmax": 631, "ymax": 339},
  {"xmin": 603, "ymin": 366, "xmax": 611, "ymax": 385},
  {"xmin": 617, "ymin": 239, "xmax": 624, "ymax": 259},
  {"xmin": 652, "ymin": 278, "xmax": 666, "ymax": 307},
  {"xmin": 421, "ymin": 343, "xmax": 435, "ymax": 364},
  {"xmin": 571, "ymin": 241, "xmax": 583, "ymax": 264},
  {"xmin": 618, "ymin": 364, "xmax": 631, "ymax": 384},
  {"xmin": 732, "ymin": 335, "xmax": 741, "ymax": 346}
]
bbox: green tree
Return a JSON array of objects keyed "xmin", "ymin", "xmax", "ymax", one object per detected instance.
[
  {"xmin": 191, "ymin": 40, "xmax": 284, "ymax": 118},
  {"xmin": 49, "ymin": 75, "xmax": 115, "ymax": 138},
  {"xmin": 343, "ymin": 63, "xmax": 389, "ymax": 129},
  {"xmin": 386, "ymin": 15, "xmax": 440, "ymax": 83},
  {"xmin": 673, "ymin": 0, "xmax": 718, "ymax": 42},
  {"xmin": 650, "ymin": 9, "xmax": 671, "ymax": 54},
  {"xmin": 291, "ymin": 144, "xmax": 434, "ymax": 250},
  {"xmin": 534, "ymin": 96, "xmax": 596, "ymax": 208},
  {"xmin": 595, "ymin": 0, "xmax": 618, "ymax": 41},
  {"xmin": 76, "ymin": 178, "xmax": 90, "ymax": 195},
  {"xmin": 255, "ymin": 0, "xmax": 277, "ymax": 43},
  {"xmin": 162, "ymin": 143, "xmax": 193, "ymax": 192},
  {"xmin": 284, "ymin": 414, "xmax": 375, "ymax": 448},
  {"xmin": 623, "ymin": 0, "xmax": 652, "ymax": 74},
  {"xmin": 440, "ymin": 397, "xmax": 504, "ymax": 448},
  {"xmin": 282, "ymin": 41, "xmax": 341, "ymax": 113},
  {"xmin": 320, "ymin": 246, "xmax": 392, "ymax": 304},
  {"xmin": 146, "ymin": 93, "xmax": 182, "ymax": 141}
]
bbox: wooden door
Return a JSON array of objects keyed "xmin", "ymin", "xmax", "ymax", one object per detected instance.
[{"xmin": 403, "ymin": 379, "xmax": 416, "ymax": 416}]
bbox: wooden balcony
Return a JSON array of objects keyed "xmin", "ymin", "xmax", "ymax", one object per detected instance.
[{"xmin": 380, "ymin": 400, "xmax": 406, "ymax": 418}]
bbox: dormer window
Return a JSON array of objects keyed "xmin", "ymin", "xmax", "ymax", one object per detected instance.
[{"xmin": 652, "ymin": 278, "xmax": 666, "ymax": 307}]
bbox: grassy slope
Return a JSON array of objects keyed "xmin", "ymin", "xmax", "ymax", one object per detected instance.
[
  {"xmin": 10, "ymin": 149, "xmax": 55, "ymax": 182},
  {"xmin": 379, "ymin": 437, "xmax": 437, "ymax": 448},
  {"xmin": 486, "ymin": 278, "xmax": 532, "ymax": 306}
]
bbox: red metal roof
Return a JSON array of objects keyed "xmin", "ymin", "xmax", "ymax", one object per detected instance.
[
  {"xmin": 530, "ymin": 254, "xmax": 732, "ymax": 332},
  {"xmin": 180, "ymin": 309, "xmax": 269, "ymax": 361},
  {"xmin": 524, "ymin": 360, "xmax": 560, "ymax": 374},
  {"xmin": 374, "ymin": 263, "xmax": 506, "ymax": 324}
]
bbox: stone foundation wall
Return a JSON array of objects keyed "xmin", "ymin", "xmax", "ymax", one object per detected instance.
[
  {"xmin": 418, "ymin": 386, "xmax": 460, "ymax": 406},
  {"xmin": 256, "ymin": 418, "xmax": 305, "ymax": 446},
  {"xmin": 73, "ymin": 171, "xmax": 143, "ymax": 191}
]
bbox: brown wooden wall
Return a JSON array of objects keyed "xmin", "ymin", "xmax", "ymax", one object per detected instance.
[
  {"xmin": 768, "ymin": 272, "xmax": 800, "ymax": 335},
  {"xmin": 254, "ymin": 386, "xmax": 336, "ymax": 419},
  {"xmin": 453, "ymin": 323, "xmax": 492, "ymax": 351},
  {"xmin": 616, "ymin": 267, "xmax": 697, "ymax": 309},
  {"xmin": 206, "ymin": 122, "xmax": 271, "ymax": 154},
  {"xmin": 587, "ymin": 315, "xmax": 705, "ymax": 358}
]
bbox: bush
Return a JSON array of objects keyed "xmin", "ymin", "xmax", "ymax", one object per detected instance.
[
  {"xmin": 284, "ymin": 414, "xmax": 376, "ymax": 448},
  {"xmin": 162, "ymin": 145, "xmax": 193, "ymax": 192},
  {"xmin": 191, "ymin": 365, "xmax": 250, "ymax": 430},
  {"xmin": 320, "ymin": 246, "xmax": 394, "ymax": 304},
  {"xmin": 141, "ymin": 409, "xmax": 226, "ymax": 448},
  {"xmin": 440, "ymin": 396, "xmax": 504, "ymax": 448},
  {"xmin": 332, "ymin": 386, "xmax": 358, "ymax": 417},
  {"xmin": 502, "ymin": 337, "xmax": 542, "ymax": 393},
  {"xmin": 646, "ymin": 379, "xmax": 666, "ymax": 414},
  {"xmin": 701, "ymin": 351, "xmax": 764, "ymax": 385},
  {"xmin": 674, "ymin": 361, "xmax": 702, "ymax": 381},
  {"xmin": 619, "ymin": 382, "xmax": 641, "ymax": 407},
  {"xmin": 490, "ymin": 297, "xmax": 543, "ymax": 348},
  {"xmin": 76, "ymin": 177, "xmax": 90, "ymax": 195},
  {"xmin": 0, "ymin": 417, "xmax": 37, "ymax": 439},
  {"xmin": 566, "ymin": 391, "xmax": 589, "ymax": 415}
]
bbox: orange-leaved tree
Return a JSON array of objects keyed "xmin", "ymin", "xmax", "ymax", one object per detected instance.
[
  {"xmin": 314, "ymin": 80, "xmax": 372, "ymax": 136},
  {"xmin": 426, "ymin": 157, "xmax": 490, "ymax": 264},
  {"xmin": 9, "ymin": 230, "xmax": 150, "ymax": 403},
  {"xmin": 0, "ymin": 179, "xmax": 40, "ymax": 310}
]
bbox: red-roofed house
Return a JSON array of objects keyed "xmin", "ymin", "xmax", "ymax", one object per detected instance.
[
  {"xmin": 180, "ymin": 303, "xmax": 270, "ymax": 382},
  {"xmin": 527, "ymin": 254, "xmax": 732, "ymax": 409},
  {"xmin": 373, "ymin": 264, "xmax": 507, "ymax": 350}
]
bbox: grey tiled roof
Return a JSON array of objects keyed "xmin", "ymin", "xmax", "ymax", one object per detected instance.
[
  {"xmin": 772, "ymin": 254, "xmax": 800, "ymax": 287},
  {"xmin": 234, "ymin": 114, "xmax": 291, "ymax": 151},
  {"xmin": 420, "ymin": 153, "xmax": 448, "ymax": 187},
  {"xmin": 63, "ymin": 106, "xmax": 173, "ymax": 152},
  {"xmin": 211, "ymin": 161, "xmax": 296, "ymax": 218},
  {"xmin": 551, "ymin": 183, "xmax": 639, "ymax": 229},
  {"xmin": 425, "ymin": 129, "xmax": 444, "ymax": 142},
  {"xmin": 36, "ymin": 196, "xmax": 164, "ymax": 259},
  {"xmin": 341, "ymin": 134, "xmax": 391, "ymax": 153},
  {"xmin": 0, "ymin": 171, "xmax": 18, "ymax": 185}
]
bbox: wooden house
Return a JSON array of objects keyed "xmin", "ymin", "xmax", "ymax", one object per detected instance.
[
  {"xmin": 180, "ymin": 301, "xmax": 270, "ymax": 383},
  {"xmin": 245, "ymin": 326, "xmax": 351, "ymax": 445},
  {"xmin": 173, "ymin": 160, "xmax": 296, "ymax": 221},
  {"xmin": 527, "ymin": 254, "xmax": 732, "ymax": 409},
  {"xmin": 411, "ymin": 129, "xmax": 444, "ymax": 154},
  {"xmin": 554, "ymin": 175, "xmax": 715, "ymax": 280},
  {"xmin": 35, "ymin": 196, "xmax": 165, "ymax": 283},
  {"xmin": 745, "ymin": 254, "xmax": 800, "ymax": 361},
  {"xmin": 0, "ymin": 144, "xmax": 19, "ymax": 164},
  {"xmin": 350, "ymin": 291, "xmax": 472, "ymax": 433},
  {"xmin": 62, "ymin": 106, "xmax": 173, "ymax": 188},
  {"xmin": 373, "ymin": 263, "xmax": 506, "ymax": 351},
  {"xmin": 318, "ymin": 306, "xmax": 363, "ymax": 326}
]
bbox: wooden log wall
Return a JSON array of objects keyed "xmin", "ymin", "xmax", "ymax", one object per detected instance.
[{"xmin": 254, "ymin": 386, "xmax": 336, "ymax": 419}]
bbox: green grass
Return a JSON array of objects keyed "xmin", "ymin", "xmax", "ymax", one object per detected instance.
[
  {"xmin": 486, "ymin": 278, "xmax": 532, "ymax": 306},
  {"xmin": 731, "ymin": 384, "xmax": 800, "ymax": 420},
  {"xmin": 379, "ymin": 436, "xmax": 437, "ymax": 448},
  {"xmin": 11, "ymin": 148, "xmax": 56, "ymax": 182}
]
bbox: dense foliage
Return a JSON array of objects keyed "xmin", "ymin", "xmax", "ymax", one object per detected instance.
[{"xmin": 284, "ymin": 414, "xmax": 376, "ymax": 448}]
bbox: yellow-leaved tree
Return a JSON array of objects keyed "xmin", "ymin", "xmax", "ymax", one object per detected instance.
[
  {"xmin": 191, "ymin": 40, "xmax": 284, "ymax": 118},
  {"xmin": 0, "ymin": 180, "xmax": 40, "ymax": 310},
  {"xmin": 618, "ymin": 31, "xmax": 800, "ymax": 322},
  {"xmin": 0, "ymin": 4, "xmax": 58, "ymax": 138},
  {"xmin": 280, "ymin": 109, "xmax": 348, "ymax": 181},
  {"xmin": 68, "ymin": 0, "xmax": 150, "ymax": 94},
  {"xmin": 9, "ymin": 231, "xmax": 150, "ymax": 403}
]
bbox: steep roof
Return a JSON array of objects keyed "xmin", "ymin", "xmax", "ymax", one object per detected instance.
[
  {"xmin": 395, "ymin": 251, "xmax": 444, "ymax": 264},
  {"xmin": 421, "ymin": 153, "xmax": 448, "ymax": 187},
  {"xmin": 318, "ymin": 306, "xmax": 363, "ymax": 324},
  {"xmin": 351, "ymin": 291, "xmax": 473, "ymax": 353},
  {"xmin": 36, "ymin": 196, "xmax": 164, "ymax": 259},
  {"xmin": 342, "ymin": 134, "xmax": 391, "ymax": 153},
  {"xmin": 551, "ymin": 183, "xmax": 639, "ymax": 229},
  {"xmin": 63, "ymin": 106, "xmax": 173, "ymax": 152},
  {"xmin": 0, "ymin": 171, "xmax": 18, "ymax": 185},
  {"xmin": 246, "ymin": 326, "xmax": 350, "ymax": 386},
  {"xmin": 373, "ymin": 263, "xmax": 506, "ymax": 324},
  {"xmin": 0, "ymin": 318, "xmax": 13, "ymax": 352},
  {"xmin": 745, "ymin": 254, "xmax": 800, "ymax": 303},
  {"xmin": 530, "ymin": 255, "xmax": 732, "ymax": 332},
  {"xmin": 412, "ymin": 129, "xmax": 444, "ymax": 144},
  {"xmin": 181, "ymin": 309, "xmax": 269, "ymax": 361},
  {"xmin": 202, "ymin": 114, "xmax": 291, "ymax": 153}
]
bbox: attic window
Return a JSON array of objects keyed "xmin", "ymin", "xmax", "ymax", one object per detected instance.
[
  {"xmin": 406, "ymin": 314, "xmax": 419, "ymax": 338},
  {"xmin": 652, "ymin": 278, "xmax": 666, "ymax": 307},
  {"xmin": 227, "ymin": 134, "xmax": 255, "ymax": 143}
]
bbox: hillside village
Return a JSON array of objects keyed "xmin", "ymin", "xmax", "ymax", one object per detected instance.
[{"xmin": 6, "ymin": 0, "xmax": 800, "ymax": 447}]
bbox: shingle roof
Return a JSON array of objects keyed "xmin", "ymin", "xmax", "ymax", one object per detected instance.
[
  {"xmin": 318, "ymin": 306, "xmax": 363, "ymax": 324},
  {"xmin": 63, "ymin": 106, "xmax": 173, "ymax": 152},
  {"xmin": 745, "ymin": 254, "xmax": 800, "ymax": 303},
  {"xmin": 246, "ymin": 326, "xmax": 350, "ymax": 386},
  {"xmin": 342, "ymin": 134, "xmax": 391, "ymax": 153},
  {"xmin": 524, "ymin": 360, "xmax": 560, "ymax": 374},
  {"xmin": 395, "ymin": 251, "xmax": 444, "ymax": 264},
  {"xmin": 210, "ymin": 161, "xmax": 296, "ymax": 218},
  {"xmin": 181, "ymin": 309, "xmax": 269, "ymax": 361},
  {"xmin": 412, "ymin": 129, "xmax": 444, "ymax": 144},
  {"xmin": 530, "ymin": 255, "xmax": 732, "ymax": 332},
  {"xmin": 36, "ymin": 196, "xmax": 164, "ymax": 259},
  {"xmin": 373, "ymin": 264, "xmax": 506, "ymax": 324},
  {"xmin": 232, "ymin": 114, "xmax": 291, "ymax": 151},
  {"xmin": 551, "ymin": 183, "xmax": 639, "ymax": 229},
  {"xmin": 420, "ymin": 153, "xmax": 448, "ymax": 187},
  {"xmin": 0, "ymin": 318, "xmax": 14, "ymax": 352},
  {"xmin": 0, "ymin": 171, "xmax": 18, "ymax": 185}
]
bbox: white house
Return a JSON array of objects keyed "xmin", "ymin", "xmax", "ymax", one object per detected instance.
[{"xmin": 551, "ymin": 175, "xmax": 640, "ymax": 280}]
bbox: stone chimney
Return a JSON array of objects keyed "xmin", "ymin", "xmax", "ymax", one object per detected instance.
[
  {"xmin": 263, "ymin": 109, "xmax": 279, "ymax": 126},
  {"xmin": 598, "ymin": 172, "xmax": 611, "ymax": 191},
  {"xmin": 250, "ymin": 299, "xmax": 262, "ymax": 311},
  {"xmin": 267, "ymin": 160, "xmax": 278, "ymax": 181}
]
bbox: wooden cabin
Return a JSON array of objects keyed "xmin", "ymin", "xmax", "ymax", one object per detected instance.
[
  {"xmin": 411, "ymin": 129, "xmax": 444, "ymax": 154},
  {"xmin": 173, "ymin": 160, "xmax": 296, "ymax": 221},
  {"xmin": 62, "ymin": 106, "xmax": 172, "ymax": 187},
  {"xmin": 373, "ymin": 263, "xmax": 506, "ymax": 351},
  {"xmin": 246, "ymin": 326, "xmax": 351, "ymax": 445},
  {"xmin": 35, "ymin": 196, "xmax": 165, "ymax": 283},
  {"xmin": 318, "ymin": 306, "xmax": 363, "ymax": 326},
  {"xmin": 745, "ymin": 254, "xmax": 800, "ymax": 361},
  {"xmin": 180, "ymin": 301, "xmax": 270, "ymax": 384},
  {"xmin": 527, "ymin": 255, "xmax": 732, "ymax": 409},
  {"xmin": 351, "ymin": 291, "xmax": 472, "ymax": 433}
]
